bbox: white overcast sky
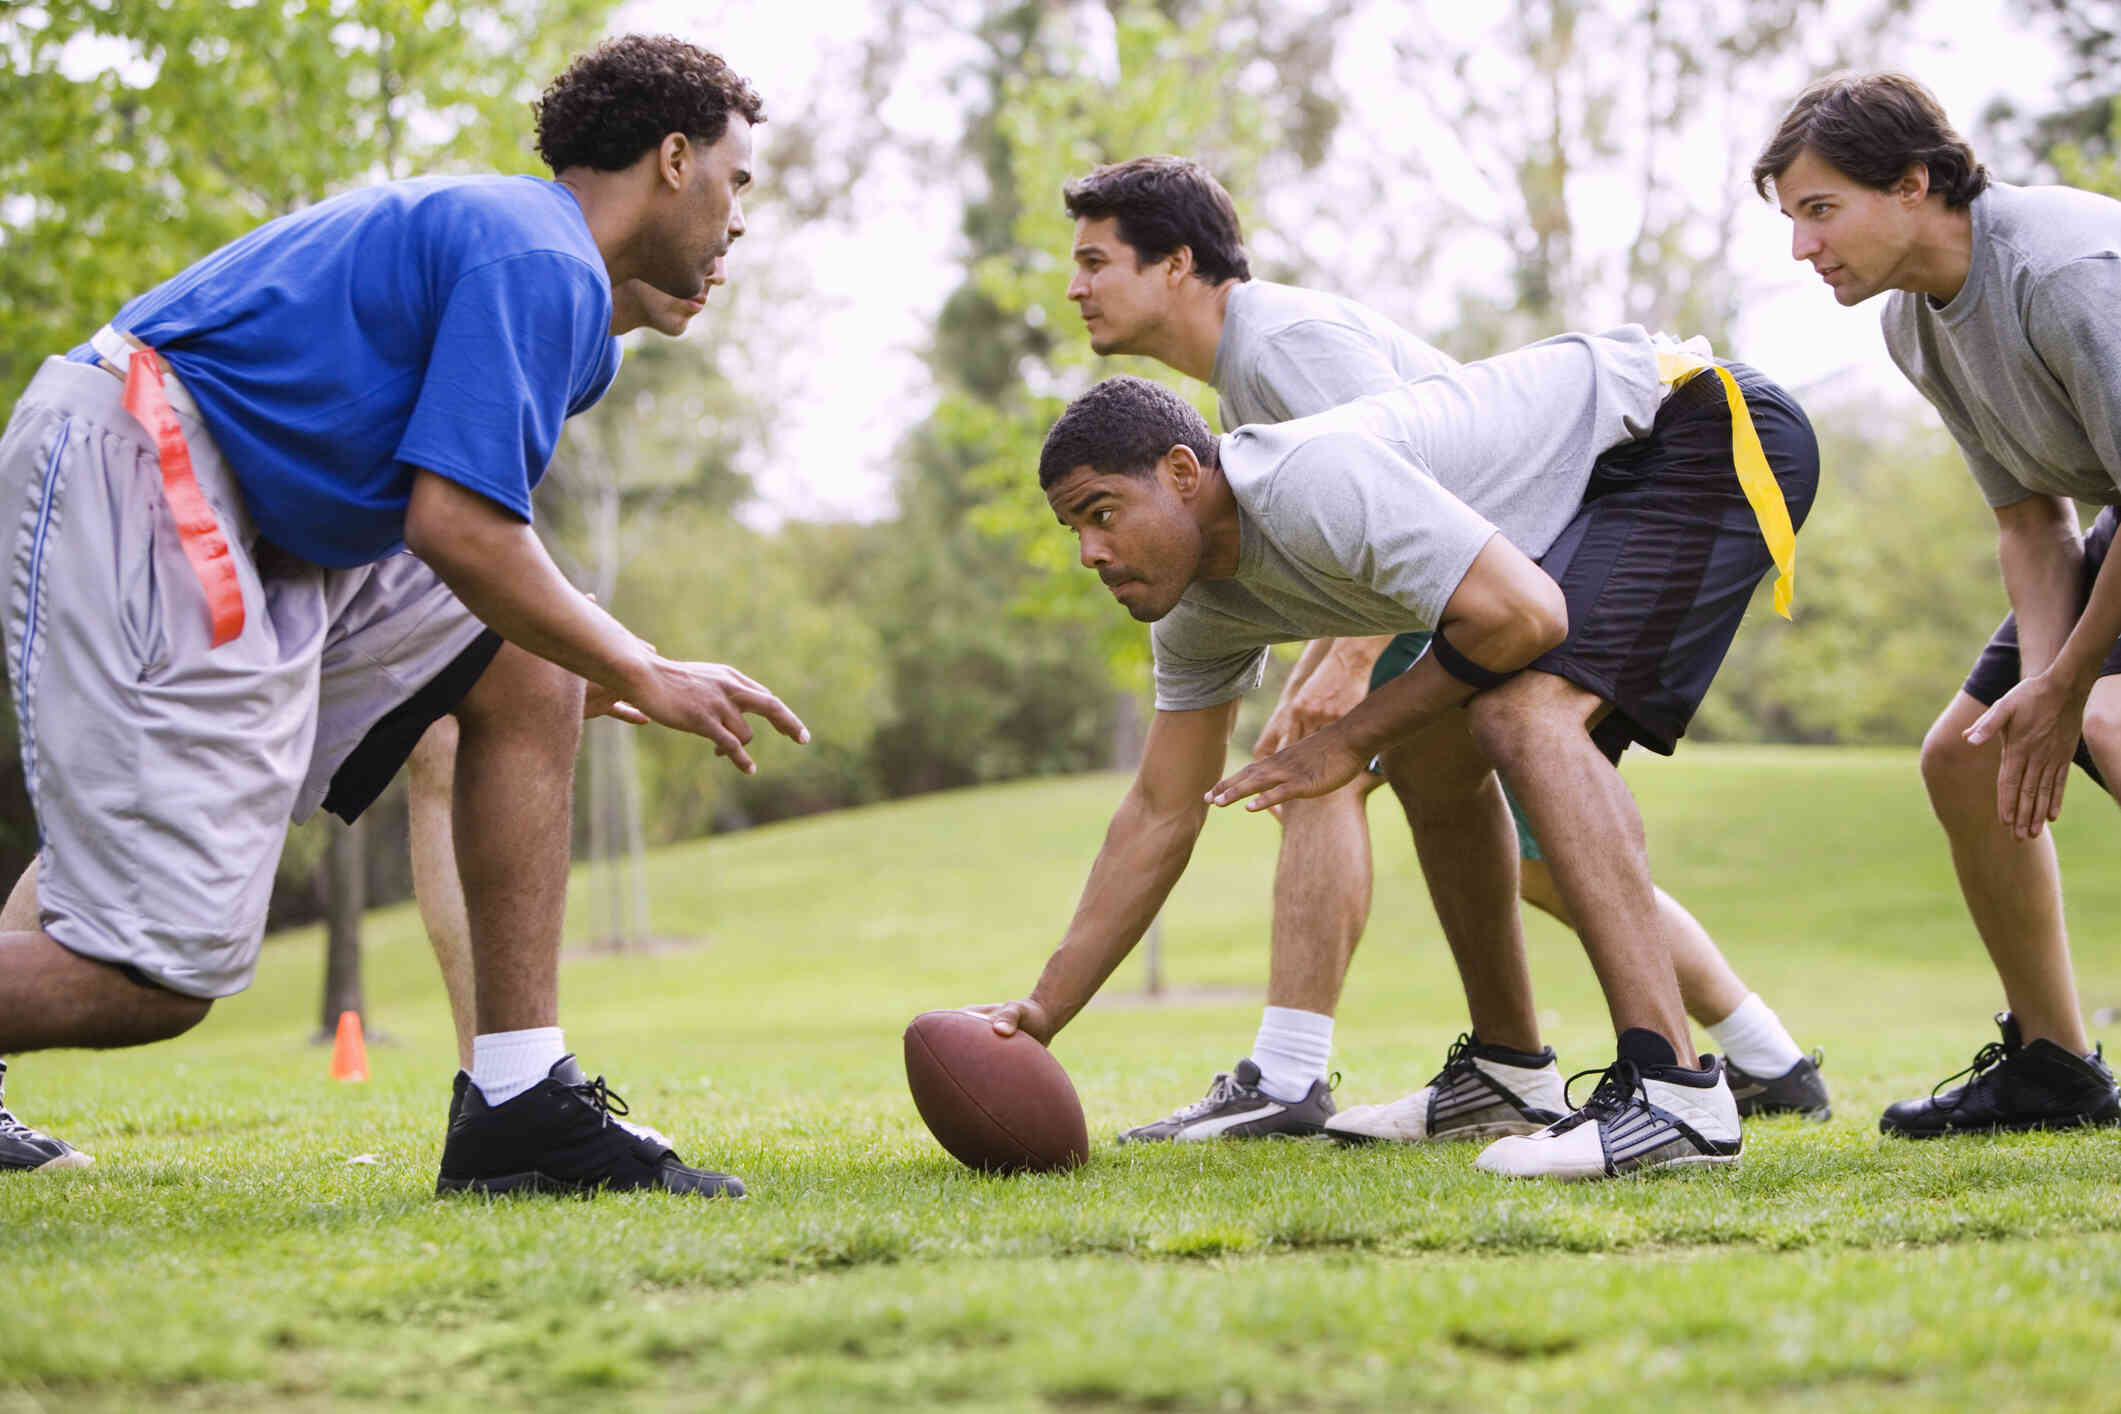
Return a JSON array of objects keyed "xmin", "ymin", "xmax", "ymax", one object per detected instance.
[{"xmin": 621, "ymin": 0, "xmax": 2063, "ymax": 523}]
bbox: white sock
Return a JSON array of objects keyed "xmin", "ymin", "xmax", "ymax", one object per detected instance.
[
  {"xmin": 470, "ymin": 1027, "xmax": 566, "ymax": 1105},
  {"xmin": 1250, "ymin": 1006, "xmax": 1334, "ymax": 1102},
  {"xmin": 1706, "ymin": 994, "xmax": 1804, "ymax": 1078}
]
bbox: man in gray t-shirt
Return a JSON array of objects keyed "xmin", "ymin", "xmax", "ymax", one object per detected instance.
[
  {"xmin": 974, "ymin": 308, "xmax": 1821, "ymax": 1178},
  {"xmin": 1756, "ymin": 71, "xmax": 2121, "ymax": 1136},
  {"xmin": 1031, "ymin": 156, "xmax": 1827, "ymax": 1150}
]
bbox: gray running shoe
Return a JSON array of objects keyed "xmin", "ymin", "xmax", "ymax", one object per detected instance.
[
  {"xmin": 0, "ymin": 1060, "xmax": 91, "ymax": 1172},
  {"xmin": 1116, "ymin": 1059, "xmax": 1335, "ymax": 1142},
  {"xmin": 1326, "ymin": 1033, "xmax": 1565, "ymax": 1145},
  {"xmin": 1725, "ymin": 1049, "xmax": 1831, "ymax": 1121}
]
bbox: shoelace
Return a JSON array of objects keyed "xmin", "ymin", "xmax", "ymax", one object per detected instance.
[
  {"xmin": 569, "ymin": 1072, "xmax": 680, "ymax": 1150},
  {"xmin": 1173, "ymin": 1072, "xmax": 1248, "ymax": 1120},
  {"xmin": 1931, "ymin": 1040, "xmax": 2010, "ymax": 1108},
  {"xmin": 1563, "ymin": 1058, "xmax": 1646, "ymax": 1118},
  {"xmin": 567, "ymin": 1072, "xmax": 632, "ymax": 1123},
  {"xmin": 1427, "ymin": 1032, "xmax": 1480, "ymax": 1087}
]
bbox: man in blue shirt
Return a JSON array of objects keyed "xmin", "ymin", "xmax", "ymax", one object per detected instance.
[{"xmin": 0, "ymin": 36, "xmax": 804, "ymax": 1198}]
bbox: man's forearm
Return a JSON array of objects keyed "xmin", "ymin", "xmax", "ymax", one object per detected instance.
[
  {"xmin": 406, "ymin": 474, "xmax": 651, "ymax": 697},
  {"xmin": 2000, "ymin": 510, "xmax": 2084, "ymax": 678},
  {"xmin": 1321, "ymin": 634, "xmax": 1396, "ymax": 682},
  {"xmin": 1334, "ymin": 590, "xmax": 1562, "ymax": 762},
  {"xmin": 1029, "ymin": 791, "xmax": 1207, "ymax": 1035},
  {"xmin": 1275, "ymin": 638, "xmax": 1337, "ymax": 704},
  {"xmin": 2046, "ymin": 537, "xmax": 2121, "ymax": 694}
]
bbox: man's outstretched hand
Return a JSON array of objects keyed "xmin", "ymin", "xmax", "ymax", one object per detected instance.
[
  {"xmin": 1206, "ymin": 728, "xmax": 1365, "ymax": 813},
  {"xmin": 627, "ymin": 658, "xmax": 810, "ymax": 773},
  {"xmin": 966, "ymin": 998, "xmax": 1057, "ymax": 1046}
]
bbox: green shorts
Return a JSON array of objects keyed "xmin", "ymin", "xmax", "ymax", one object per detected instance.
[{"xmin": 1369, "ymin": 631, "xmax": 1542, "ymax": 862}]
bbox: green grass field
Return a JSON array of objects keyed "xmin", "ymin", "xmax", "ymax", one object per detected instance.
[{"xmin": 7, "ymin": 746, "xmax": 2121, "ymax": 1412}]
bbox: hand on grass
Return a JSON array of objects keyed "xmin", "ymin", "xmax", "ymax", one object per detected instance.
[
  {"xmin": 1207, "ymin": 728, "xmax": 1365, "ymax": 814},
  {"xmin": 968, "ymin": 999, "xmax": 1055, "ymax": 1046},
  {"xmin": 1964, "ymin": 671, "xmax": 2086, "ymax": 839}
]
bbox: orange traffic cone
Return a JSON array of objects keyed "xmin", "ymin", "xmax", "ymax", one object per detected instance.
[{"xmin": 329, "ymin": 1009, "xmax": 369, "ymax": 1083}]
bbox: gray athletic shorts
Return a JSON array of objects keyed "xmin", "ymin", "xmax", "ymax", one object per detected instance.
[{"xmin": 0, "ymin": 357, "xmax": 491, "ymax": 998}]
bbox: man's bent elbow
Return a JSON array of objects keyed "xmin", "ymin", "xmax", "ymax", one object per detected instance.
[{"xmin": 1497, "ymin": 579, "xmax": 1568, "ymax": 666}]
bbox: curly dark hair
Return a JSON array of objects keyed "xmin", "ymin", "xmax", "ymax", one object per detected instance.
[
  {"xmin": 1062, "ymin": 156, "xmax": 1251, "ymax": 285},
  {"xmin": 534, "ymin": 35, "xmax": 765, "ymax": 174},
  {"xmin": 1752, "ymin": 71, "xmax": 1988, "ymax": 209},
  {"xmin": 1038, "ymin": 376, "xmax": 1217, "ymax": 490}
]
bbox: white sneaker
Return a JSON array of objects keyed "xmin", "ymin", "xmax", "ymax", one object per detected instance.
[
  {"xmin": 1475, "ymin": 1053, "xmax": 1742, "ymax": 1181},
  {"xmin": 1324, "ymin": 1034, "xmax": 1566, "ymax": 1144}
]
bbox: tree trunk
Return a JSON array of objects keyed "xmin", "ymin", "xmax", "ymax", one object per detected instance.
[{"xmin": 318, "ymin": 814, "xmax": 366, "ymax": 1033}]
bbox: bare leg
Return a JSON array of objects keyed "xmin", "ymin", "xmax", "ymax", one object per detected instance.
[
  {"xmin": 1468, "ymin": 671, "xmax": 1692, "ymax": 1064},
  {"xmin": 1519, "ymin": 861, "xmax": 1748, "ymax": 1027},
  {"xmin": 1, "ymin": 861, "xmax": 38, "ymax": 932},
  {"xmin": 1381, "ymin": 712, "xmax": 1541, "ymax": 1053},
  {"xmin": 1265, "ymin": 778, "xmax": 1375, "ymax": 1014},
  {"xmin": 1924, "ymin": 690, "xmax": 2090, "ymax": 1053},
  {"xmin": 407, "ymin": 720, "xmax": 476, "ymax": 1070},
  {"xmin": 0, "ymin": 930, "xmax": 210, "ymax": 1052},
  {"xmin": 449, "ymin": 642, "xmax": 583, "ymax": 1036}
]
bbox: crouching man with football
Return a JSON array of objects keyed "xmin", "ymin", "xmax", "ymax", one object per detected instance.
[{"xmin": 976, "ymin": 326, "xmax": 1818, "ymax": 1180}]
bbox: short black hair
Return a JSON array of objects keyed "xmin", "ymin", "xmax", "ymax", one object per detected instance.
[
  {"xmin": 1038, "ymin": 376, "xmax": 1217, "ymax": 490},
  {"xmin": 1752, "ymin": 71, "xmax": 1988, "ymax": 208},
  {"xmin": 534, "ymin": 35, "xmax": 765, "ymax": 174},
  {"xmin": 1062, "ymin": 156, "xmax": 1251, "ymax": 284}
]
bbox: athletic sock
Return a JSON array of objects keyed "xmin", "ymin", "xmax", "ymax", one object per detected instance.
[
  {"xmin": 1249, "ymin": 1006, "xmax": 1334, "ymax": 1102},
  {"xmin": 470, "ymin": 1027, "xmax": 566, "ymax": 1106},
  {"xmin": 1706, "ymin": 993, "xmax": 1805, "ymax": 1078}
]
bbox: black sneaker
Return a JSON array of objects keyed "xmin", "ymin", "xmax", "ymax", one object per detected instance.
[
  {"xmin": 0, "ymin": 1059, "xmax": 91, "ymax": 1172},
  {"xmin": 1116, "ymin": 1059, "xmax": 1335, "ymax": 1142},
  {"xmin": 1324, "ymin": 1033, "xmax": 1566, "ymax": 1144},
  {"xmin": 1880, "ymin": 1013, "xmax": 2121, "ymax": 1138},
  {"xmin": 437, "ymin": 1056, "xmax": 744, "ymax": 1197},
  {"xmin": 1726, "ymin": 1049, "xmax": 1832, "ymax": 1122}
]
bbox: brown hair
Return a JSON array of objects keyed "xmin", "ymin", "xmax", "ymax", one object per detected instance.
[
  {"xmin": 1752, "ymin": 71, "xmax": 1988, "ymax": 208},
  {"xmin": 1063, "ymin": 157, "xmax": 1251, "ymax": 285}
]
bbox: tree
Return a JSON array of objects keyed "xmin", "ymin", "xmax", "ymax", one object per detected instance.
[{"xmin": 0, "ymin": 0, "xmax": 611, "ymax": 405}]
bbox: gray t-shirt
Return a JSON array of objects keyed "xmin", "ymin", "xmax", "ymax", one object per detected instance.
[
  {"xmin": 1883, "ymin": 181, "xmax": 2121, "ymax": 508},
  {"xmin": 1152, "ymin": 327, "xmax": 1667, "ymax": 710},
  {"xmin": 1211, "ymin": 280, "xmax": 1459, "ymax": 430}
]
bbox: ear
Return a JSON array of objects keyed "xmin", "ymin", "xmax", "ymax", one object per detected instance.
[
  {"xmin": 1164, "ymin": 244, "xmax": 1195, "ymax": 287},
  {"xmin": 1894, "ymin": 160, "xmax": 1931, "ymax": 207},
  {"xmin": 1165, "ymin": 442, "xmax": 1202, "ymax": 495},
  {"xmin": 657, "ymin": 132, "xmax": 692, "ymax": 192}
]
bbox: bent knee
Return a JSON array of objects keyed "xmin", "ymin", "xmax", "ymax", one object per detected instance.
[
  {"xmin": 457, "ymin": 643, "xmax": 584, "ymax": 735},
  {"xmin": 2080, "ymin": 696, "xmax": 2121, "ymax": 778},
  {"xmin": 1919, "ymin": 702, "xmax": 1993, "ymax": 801}
]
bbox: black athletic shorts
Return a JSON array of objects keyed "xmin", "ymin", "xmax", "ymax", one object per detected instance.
[
  {"xmin": 1962, "ymin": 504, "xmax": 2121, "ymax": 792},
  {"xmin": 1525, "ymin": 362, "xmax": 1820, "ymax": 761},
  {"xmin": 320, "ymin": 628, "xmax": 504, "ymax": 823}
]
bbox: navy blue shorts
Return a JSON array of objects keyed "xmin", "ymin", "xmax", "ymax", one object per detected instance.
[
  {"xmin": 1961, "ymin": 504, "xmax": 2121, "ymax": 792},
  {"xmin": 1527, "ymin": 362, "xmax": 1818, "ymax": 760}
]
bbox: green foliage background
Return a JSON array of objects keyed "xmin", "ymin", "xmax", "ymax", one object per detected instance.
[{"xmin": 0, "ymin": 0, "xmax": 2103, "ymax": 921}]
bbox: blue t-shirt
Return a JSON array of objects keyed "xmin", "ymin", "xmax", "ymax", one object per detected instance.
[{"xmin": 93, "ymin": 174, "xmax": 620, "ymax": 568}]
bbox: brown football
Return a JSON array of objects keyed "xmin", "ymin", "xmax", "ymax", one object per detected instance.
[{"xmin": 903, "ymin": 1009, "xmax": 1090, "ymax": 1175}]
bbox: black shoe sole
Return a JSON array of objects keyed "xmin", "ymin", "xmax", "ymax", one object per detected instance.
[
  {"xmin": 1879, "ymin": 1110, "xmax": 2121, "ymax": 1139},
  {"xmin": 437, "ymin": 1170, "xmax": 746, "ymax": 1198}
]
